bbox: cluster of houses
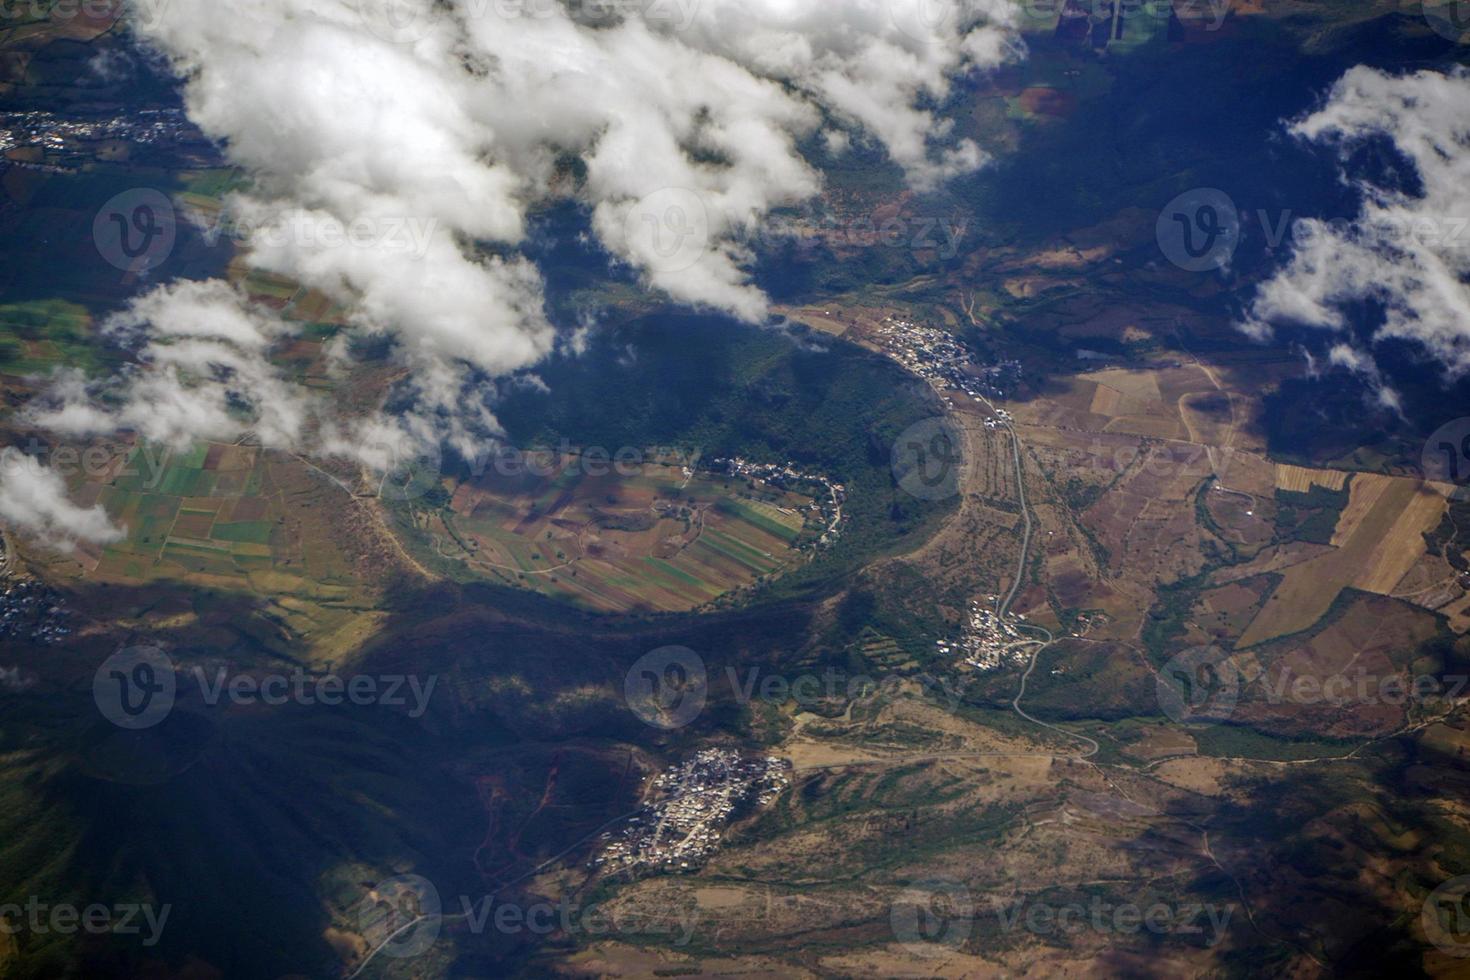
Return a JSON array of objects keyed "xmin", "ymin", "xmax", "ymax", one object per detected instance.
[
  {"xmin": 0, "ymin": 578, "xmax": 71, "ymax": 646},
  {"xmin": 708, "ymin": 457, "xmax": 845, "ymax": 547},
  {"xmin": 936, "ymin": 598, "xmax": 1029, "ymax": 672},
  {"xmin": 875, "ymin": 315, "xmax": 1021, "ymax": 404},
  {"xmin": 0, "ymin": 107, "xmax": 195, "ymax": 156},
  {"xmin": 594, "ymin": 750, "xmax": 791, "ymax": 875},
  {"xmin": 983, "ymin": 408, "xmax": 1015, "ymax": 431}
]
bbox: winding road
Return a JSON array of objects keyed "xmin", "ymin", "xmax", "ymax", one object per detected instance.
[{"xmin": 960, "ymin": 388, "xmax": 1098, "ymax": 758}]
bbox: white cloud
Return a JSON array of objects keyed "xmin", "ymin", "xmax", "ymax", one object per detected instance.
[
  {"xmin": 17, "ymin": 0, "xmax": 1017, "ymax": 527},
  {"xmin": 0, "ymin": 451, "xmax": 125, "ymax": 551},
  {"xmin": 8, "ymin": 1, "xmax": 1021, "ymax": 551},
  {"xmin": 1242, "ymin": 66, "xmax": 1470, "ymax": 387},
  {"xmin": 26, "ymin": 280, "xmax": 313, "ymax": 451},
  {"xmin": 127, "ymin": 0, "xmax": 1015, "ymax": 362}
]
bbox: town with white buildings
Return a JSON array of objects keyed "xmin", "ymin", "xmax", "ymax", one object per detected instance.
[
  {"xmin": 594, "ymin": 750, "xmax": 791, "ymax": 875},
  {"xmin": 0, "ymin": 108, "xmax": 199, "ymax": 160},
  {"xmin": 934, "ymin": 598, "xmax": 1032, "ymax": 672},
  {"xmin": 0, "ymin": 577, "xmax": 71, "ymax": 646},
  {"xmin": 874, "ymin": 315, "xmax": 1022, "ymax": 404},
  {"xmin": 707, "ymin": 456, "xmax": 846, "ymax": 547}
]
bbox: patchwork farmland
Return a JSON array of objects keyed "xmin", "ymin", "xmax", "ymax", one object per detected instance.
[
  {"xmin": 1238, "ymin": 473, "xmax": 1451, "ymax": 648},
  {"xmin": 424, "ymin": 452, "xmax": 822, "ymax": 613},
  {"xmin": 37, "ymin": 439, "xmax": 395, "ymax": 662}
]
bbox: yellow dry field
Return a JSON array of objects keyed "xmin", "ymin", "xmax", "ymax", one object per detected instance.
[
  {"xmin": 1072, "ymin": 366, "xmax": 1190, "ymax": 439},
  {"xmin": 1216, "ymin": 450, "xmax": 1278, "ymax": 496},
  {"xmin": 1275, "ymin": 463, "xmax": 1348, "ymax": 493},
  {"xmin": 1356, "ymin": 487, "xmax": 1448, "ymax": 593},
  {"xmin": 1079, "ymin": 367, "xmax": 1164, "ymax": 401},
  {"xmin": 1439, "ymin": 592, "xmax": 1470, "ymax": 634},
  {"xmin": 1123, "ymin": 725, "xmax": 1197, "ymax": 762},
  {"xmin": 1239, "ymin": 477, "xmax": 1447, "ymax": 647},
  {"xmin": 1088, "ymin": 382, "xmax": 1124, "ymax": 416},
  {"xmin": 1088, "ymin": 384, "xmax": 1159, "ymax": 419},
  {"xmin": 791, "ymin": 310, "xmax": 850, "ymax": 336},
  {"xmin": 1330, "ymin": 473, "xmax": 1394, "ymax": 546},
  {"xmin": 1103, "ymin": 415, "xmax": 1185, "ymax": 439}
]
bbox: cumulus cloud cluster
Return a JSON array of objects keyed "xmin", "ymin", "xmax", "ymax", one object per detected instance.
[
  {"xmin": 1242, "ymin": 66, "xmax": 1470, "ymax": 407},
  {"xmin": 32, "ymin": 280, "xmax": 306, "ymax": 448},
  {"xmin": 146, "ymin": 0, "xmax": 1015, "ymax": 365},
  {"xmin": 5, "ymin": 0, "xmax": 1020, "ymax": 549},
  {"xmin": 0, "ymin": 451, "xmax": 123, "ymax": 552}
]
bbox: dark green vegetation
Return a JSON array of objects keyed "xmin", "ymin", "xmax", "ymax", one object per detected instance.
[
  {"xmin": 0, "ymin": 700, "xmax": 488, "ymax": 978},
  {"xmin": 3, "ymin": 3, "xmax": 1470, "ymax": 979},
  {"xmin": 481, "ymin": 313, "xmax": 956, "ymax": 601},
  {"xmin": 1273, "ymin": 481, "xmax": 1351, "ymax": 546}
]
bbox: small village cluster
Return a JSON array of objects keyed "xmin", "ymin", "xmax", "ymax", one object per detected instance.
[
  {"xmin": 0, "ymin": 108, "xmax": 195, "ymax": 156},
  {"xmin": 875, "ymin": 315, "xmax": 1021, "ymax": 403},
  {"xmin": 594, "ymin": 750, "xmax": 791, "ymax": 874},
  {"xmin": 982, "ymin": 408, "xmax": 1014, "ymax": 431},
  {"xmin": 0, "ymin": 577, "xmax": 71, "ymax": 645},
  {"xmin": 707, "ymin": 457, "xmax": 846, "ymax": 546},
  {"xmin": 935, "ymin": 598, "xmax": 1030, "ymax": 671}
]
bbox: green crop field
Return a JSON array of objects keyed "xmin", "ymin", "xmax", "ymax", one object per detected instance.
[
  {"xmin": 420, "ymin": 454, "xmax": 817, "ymax": 613},
  {"xmin": 29, "ymin": 438, "xmax": 387, "ymax": 661}
]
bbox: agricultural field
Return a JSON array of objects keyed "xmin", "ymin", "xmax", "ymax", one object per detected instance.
[
  {"xmin": 420, "ymin": 451, "xmax": 824, "ymax": 613},
  {"xmin": 1275, "ymin": 463, "xmax": 1349, "ymax": 494},
  {"xmin": 1239, "ymin": 474, "xmax": 1450, "ymax": 647},
  {"xmin": 0, "ymin": 298, "xmax": 118, "ymax": 377},
  {"xmin": 29, "ymin": 438, "xmax": 405, "ymax": 663},
  {"xmin": 1234, "ymin": 593, "xmax": 1446, "ymax": 739}
]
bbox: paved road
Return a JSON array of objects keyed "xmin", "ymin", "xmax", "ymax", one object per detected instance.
[
  {"xmin": 998, "ymin": 421, "xmax": 1033, "ymax": 618},
  {"xmin": 967, "ymin": 392, "xmax": 1031, "ymax": 619},
  {"xmin": 1010, "ymin": 623, "xmax": 1100, "ymax": 759},
  {"xmin": 969, "ymin": 395, "xmax": 1096, "ymax": 757}
]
